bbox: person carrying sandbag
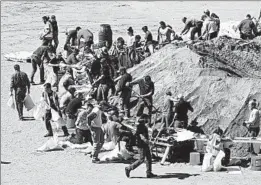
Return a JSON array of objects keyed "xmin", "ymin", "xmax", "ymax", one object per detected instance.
[{"xmin": 10, "ymin": 64, "xmax": 30, "ymax": 121}]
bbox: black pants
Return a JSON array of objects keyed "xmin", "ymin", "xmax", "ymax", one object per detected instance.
[
  {"xmin": 127, "ymin": 145, "xmax": 152, "ymax": 175},
  {"xmin": 97, "ymin": 84, "xmax": 110, "ymax": 102},
  {"xmin": 120, "ymin": 90, "xmax": 131, "ymax": 117},
  {"xmin": 45, "ymin": 110, "xmax": 53, "ymax": 135},
  {"xmin": 240, "ymin": 33, "xmax": 254, "ymax": 40},
  {"xmin": 249, "ymin": 127, "xmax": 260, "ymax": 154},
  {"xmin": 136, "ymin": 98, "xmax": 152, "ymax": 117},
  {"xmin": 31, "ymin": 57, "xmax": 45, "ymax": 83},
  {"xmin": 208, "ymin": 32, "xmax": 218, "ymax": 40},
  {"xmin": 76, "ymin": 128, "xmax": 93, "ymax": 145},
  {"xmin": 15, "ymin": 89, "xmax": 26, "ymax": 119}
]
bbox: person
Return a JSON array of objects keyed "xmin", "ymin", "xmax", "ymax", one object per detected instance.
[
  {"xmin": 10, "ymin": 64, "xmax": 30, "ymax": 121},
  {"xmin": 86, "ymin": 103, "xmax": 106, "ymax": 163},
  {"xmin": 180, "ymin": 17, "xmax": 203, "ymax": 40},
  {"xmin": 73, "ymin": 105, "xmax": 93, "ymax": 145},
  {"xmin": 42, "ymin": 83, "xmax": 69, "ymax": 137},
  {"xmin": 77, "ymin": 29, "xmax": 94, "ymax": 49},
  {"xmin": 60, "ymin": 87, "xmax": 76, "ymax": 123},
  {"xmin": 92, "ymin": 58, "xmax": 115, "ymax": 102},
  {"xmin": 238, "ymin": 14, "xmax": 258, "ymax": 40},
  {"xmin": 49, "ymin": 52, "xmax": 65, "ymax": 77},
  {"xmin": 126, "ymin": 27, "xmax": 135, "ymax": 47},
  {"xmin": 58, "ymin": 67, "xmax": 75, "ymax": 97},
  {"xmin": 31, "ymin": 45, "xmax": 50, "ymax": 85},
  {"xmin": 158, "ymin": 21, "xmax": 175, "ymax": 46},
  {"xmin": 210, "ymin": 13, "xmax": 220, "ymax": 35},
  {"xmin": 41, "ymin": 16, "xmax": 53, "ymax": 46},
  {"xmin": 115, "ymin": 67, "xmax": 132, "ymax": 118},
  {"xmin": 133, "ymin": 35, "xmax": 142, "ymax": 49},
  {"xmin": 129, "ymin": 75, "xmax": 154, "ymax": 123},
  {"xmin": 125, "ymin": 114, "xmax": 157, "ymax": 178},
  {"xmin": 65, "ymin": 27, "xmax": 82, "ymax": 47},
  {"xmin": 66, "ymin": 48, "xmax": 79, "ymax": 65},
  {"xmin": 244, "ymin": 99, "xmax": 260, "ymax": 137},
  {"xmin": 201, "ymin": 15, "xmax": 218, "ymax": 40},
  {"xmin": 50, "ymin": 15, "xmax": 59, "ymax": 52},
  {"xmin": 161, "ymin": 90, "xmax": 174, "ymax": 128},
  {"xmin": 142, "ymin": 26, "xmax": 154, "ymax": 54},
  {"xmin": 187, "ymin": 118, "xmax": 204, "ymax": 134},
  {"xmin": 172, "ymin": 94, "xmax": 193, "ymax": 129},
  {"xmin": 65, "ymin": 92, "xmax": 84, "ymax": 128}
]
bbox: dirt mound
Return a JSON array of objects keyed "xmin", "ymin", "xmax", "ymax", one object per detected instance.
[{"xmin": 128, "ymin": 43, "xmax": 261, "ymax": 157}]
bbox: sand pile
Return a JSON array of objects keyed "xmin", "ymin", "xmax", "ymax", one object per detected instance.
[{"xmin": 128, "ymin": 40, "xmax": 261, "ymax": 157}]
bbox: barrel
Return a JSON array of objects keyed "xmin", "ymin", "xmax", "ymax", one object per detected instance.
[
  {"xmin": 250, "ymin": 156, "xmax": 261, "ymax": 171},
  {"xmin": 190, "ymin": 152, "xmax": 201, "ymax": 165},
  {"xmin": 98, "ymin": 24, "xmax": 113, "ymax": 49}
]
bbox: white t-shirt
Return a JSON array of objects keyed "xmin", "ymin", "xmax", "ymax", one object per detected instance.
[
  {"xmin": 90, "ymin": 107, "xmax": 103, "ymax": 128},
  {"xmin": 126, "ymin": 35, "xmax": 135, "ymax": 47}
]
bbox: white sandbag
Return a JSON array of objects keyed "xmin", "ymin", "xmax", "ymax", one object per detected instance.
[
  {"xmin": 51, "ymin": 109, "xmax": 61, "ymax": 122},
  {"xmin": 54, "ymin": 117, "xmax": 66, "ymax": 129},
  {"xmin": 4, "ymin": 51, "xmax": 32, "ymax": 62},
  {"xmin": 213, "ymin": 150, "xmax": 225, "ymax": 172},
  {"xmin": 33, "ymin": 101, "xmax": 47, "ymax": 120},
  {"xmin": 176, "ymin": 129, "xmax": 195, "ymax": 141},
  {"xmin": 7, "ymin": 95, "xmax": 15, "ymax": 109},
  {"xmin": 45, "ymin": 68, "xmax": 58, "ymax": 87},
  {"xmin": 202, "ymin": 153, "xmax": 214, "ymax": 172},
  {"xmin": 100, "ymin": 142, "xmax": 133, "ymax": 162},
  {"xmin": 37, "ymin": 133, "xmax": 64, "ymax": 152},
  {"xmin": 102, "ymin": 141, "xmax": 116, "ymax": 151},
  {"xmin": 59, "ymin": 141, "xmax": 92, "ymax": 149},
  {"xmin": 23, "ymin": 94, "xmax": 35, "ymax": 111}
]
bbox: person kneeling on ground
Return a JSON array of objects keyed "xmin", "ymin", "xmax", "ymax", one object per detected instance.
[
  {"xmin": 125, "ymin": 114, "xmax": 157, "ymax": 178},
  {"xmin": 42, "ymin": 83, "xmax": 69, "ymax": 137}
]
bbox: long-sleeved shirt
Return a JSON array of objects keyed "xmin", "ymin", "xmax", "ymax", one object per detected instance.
[
  {"xmin": 246, "ymin": 108, "xmax": 260, "ymax": 128},
  {"xmin": 131, "ymin": 78, "xmax": 154, "ymax": 98},
  {"xmin": 238, "ymin": 19, "xmax": 257, "ymax": 35},
  {"xmin": 65, "ymin": 29, "xmax": 77, "ymax": 46},
  {"xmin": 202, "ymin": 17, "xmax": 218, "ymax": 35},
  {"xmin": 10, "ymin": 71, "xmax": 30, "ymax": 92},
  {"xmin": 77, "ymin": 29, "xmax": 93, "ymax": 45},
  {"xmin": 32, "ymin": 46, "xmax": 49, "ymax": 60},
  {"xmin": 116, "ymin": 73, "xmax": 132, "ymax": 94}
]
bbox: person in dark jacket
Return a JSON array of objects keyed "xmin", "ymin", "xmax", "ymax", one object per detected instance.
[
  {"xmin": 10, "ymin": 64, "xmax": 30, "ymax": 121},
  {"xmin": 238, "ymin": 14, "xmax": 258, "ymax": 40},
  {"xmin": 50, "ymin": 15, "xmax": 59, "ymax": 52},
  {"xmin": 125, "ymin": 114, "xmax": 157, "ymax": 178},
  {"xmin": 31, "ymin": 45, "xmax": 50, "ymax": 85},
  {"xmin": 115, "ymin": 67, "xmax": 132, "ymax": 117},
  {"xmin": 180, "ymin": 17, "xmax": 203, "ymax": 40}
]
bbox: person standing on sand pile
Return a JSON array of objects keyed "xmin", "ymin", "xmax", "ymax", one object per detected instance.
[
  {"xmin": 243, "ymin": 99, "xmax": 260, "ymax": 155},
  {"xmin": 129, "ymin": 75, "xmax": 154, "ymax": 125},
  {"xmin": 42, "ymin": 83, "xmax": 69, "ymax": 137},
  {"xmin": 31, "ymin": 45, "xmax": 51, "ymax": 85},
  {"xmin": 50, "ymin": 15, "xmax": 59, "ymax": 52},
  {"xmin": 41, "ymin": 16, "xmax": 53, "ymax": 46},
  {"xmin": 125, "ymin": 114, "xmax": 157, "ymax": 178},
  {"xmin": 201, "ymin": 14, "xmax": 218, "ymax": 40},
  {"xmin": 158, "ymin": 21, "xmax": 175, "ymax": 47},
  {"xmin": 115, "ymin": 67, "xmax": 132, "ymax": 118},
  {"xmin": 180, "ymin": 17, "xmax": 203, "ymax": 40},
  {"xmin": 142, "ymin": 26, "xmax": 154, "ymax": 54},
  {"xmin": 10, "ymin": 64, "xmax": 30, "ymax": 121},
  {"xmin": 238, "ymin": 14, "xmax": 258, "ymax": 40},
  {"xmin": 161, "ymin": 90, "xmax": 174, "ymax": 129}
]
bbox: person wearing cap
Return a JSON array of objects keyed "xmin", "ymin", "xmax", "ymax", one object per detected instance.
[
  {"xmin": 180, "ymin": 17, "xmax": 203, "ymax": 40},
  {"xmin": 77, "ymin": 29, "xmax": 94, "ymax": 49},
  {"xmin": 31, "ymin": 45, "xmax": 51, "ymax": 85},
  {"xmin": 125, "ymin": 114, "xmax": 157, "ymax": 178},
  {"xmin": 238, "ymin": 14, "xmax": 258, "ymax": 40},
  {"xmin": 10, "ymin": 64, "xmax": 30, "ymax": 121},
  {"xmin": 243, "ymin": 99, "xmax": 260, "ymax": 154},
  {"xmin": 172, "ymin": 95, "xmax": 193, "ymax": 129},
  {"xmin": 41, "ymin": 16, "xmax": 53, "ymax": 46},
  {"xmin": 66, "ymin": 48, "xmax": 79, "ymax": 65},
  {"xmin": 142, "ymin": 26, "xmax": 154, "ymax": 54},
  {"xmin": 126, "ymin": 27, "xmax": 135, "ymax": 47},
  {"xmin": 161, "ymin": 90, "xmax": 174, "ymax": 128},
  {"xmin": 92, "ymin": 58, "xmax": 115, "ymax": 102},
  {"xmin": 42, "ymin": 83, "xmax": 69, "ymax": 137},
  {"xmin": 158, "ymin": 21, "xmax": 175, "ymax": 47},
  {"xmin": 50, "ymin": 15, "xmax": 59, "ymax": 52},
  {"xmin": 129, "ymin": 75, "xmax": 154, "ymax": 123},
  {"xmin": 115, "ymin": 67, "xmax": 132, "ymax": 118}
]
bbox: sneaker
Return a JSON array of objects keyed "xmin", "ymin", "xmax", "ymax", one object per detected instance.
[
  {"xmin": 44, "ymin": 133, "xmax": 53, "ymax": 137},
  {"xmin": 125, "ymin": 167, "xmax": 130, "ymax": 178},
  {"xmin": 92, "ymin": 158, "xmax": 100, "ymax": 163},
  {"xmin": 147, "ymin": 173, "xmax": 157, "ymax": 178}
]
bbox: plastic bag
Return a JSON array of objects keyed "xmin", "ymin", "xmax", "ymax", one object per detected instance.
[
  {"xmin": 37, "ymin": 133, "xmax": 64, "ymax": 152},
  {"xmin": 24, "ymin": 94, "xmax": 35, "ymax": 111},
  {"xmin": 102, "ymin": 141, "xmax": 116, "ymax": 151},
  {"xmin": 7, "ymin": 95, "xmax": 15, "ymax": 109},
  {"xmin": 51, "ymin": 109, "xmax": 61, "ymax": 122},
  {"xmin": 213, "ymin": 150, "xmax": 225, "ymax": 172},
  {"xmin": 202, "ymin": 153, "xmax": 214, "ymax": 172},
  {"xmin": 33, "ymin": 101, "xmax": 47, "ymax": 120}
]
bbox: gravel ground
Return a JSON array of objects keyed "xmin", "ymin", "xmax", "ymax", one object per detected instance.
[{"xmin": 1, "ymin": 1, "xmax": 261, "ymax": 185}]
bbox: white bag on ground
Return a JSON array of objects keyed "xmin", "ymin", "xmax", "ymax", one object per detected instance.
[
  {"xmin": 7, "ymin": 95, "xmax": 15, "ymax": 109},
  {"xmin": 213, "ymin": 150, "xmax": 225, "ymax": 172},
  {"xmin": 24, "ymin": 94, "xmax": 35, "ymax": 111},
  {"xmin": 33, "ymin": 101, "xmax": 47, "ymax": 120},
  {"xmin": 54, "ymin": 117, "xmax": 66, "ymax": 129},
  {"xmin": 102, "ymin": 141, "xmax": 116, "ymax": 151},
  {"xmin": 37, "ymin": 133, "xmax": 64, "ymax": 152},
  {"xmin": 202, "ymin": 153, "xmax": 214, "ymax": 172}
]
